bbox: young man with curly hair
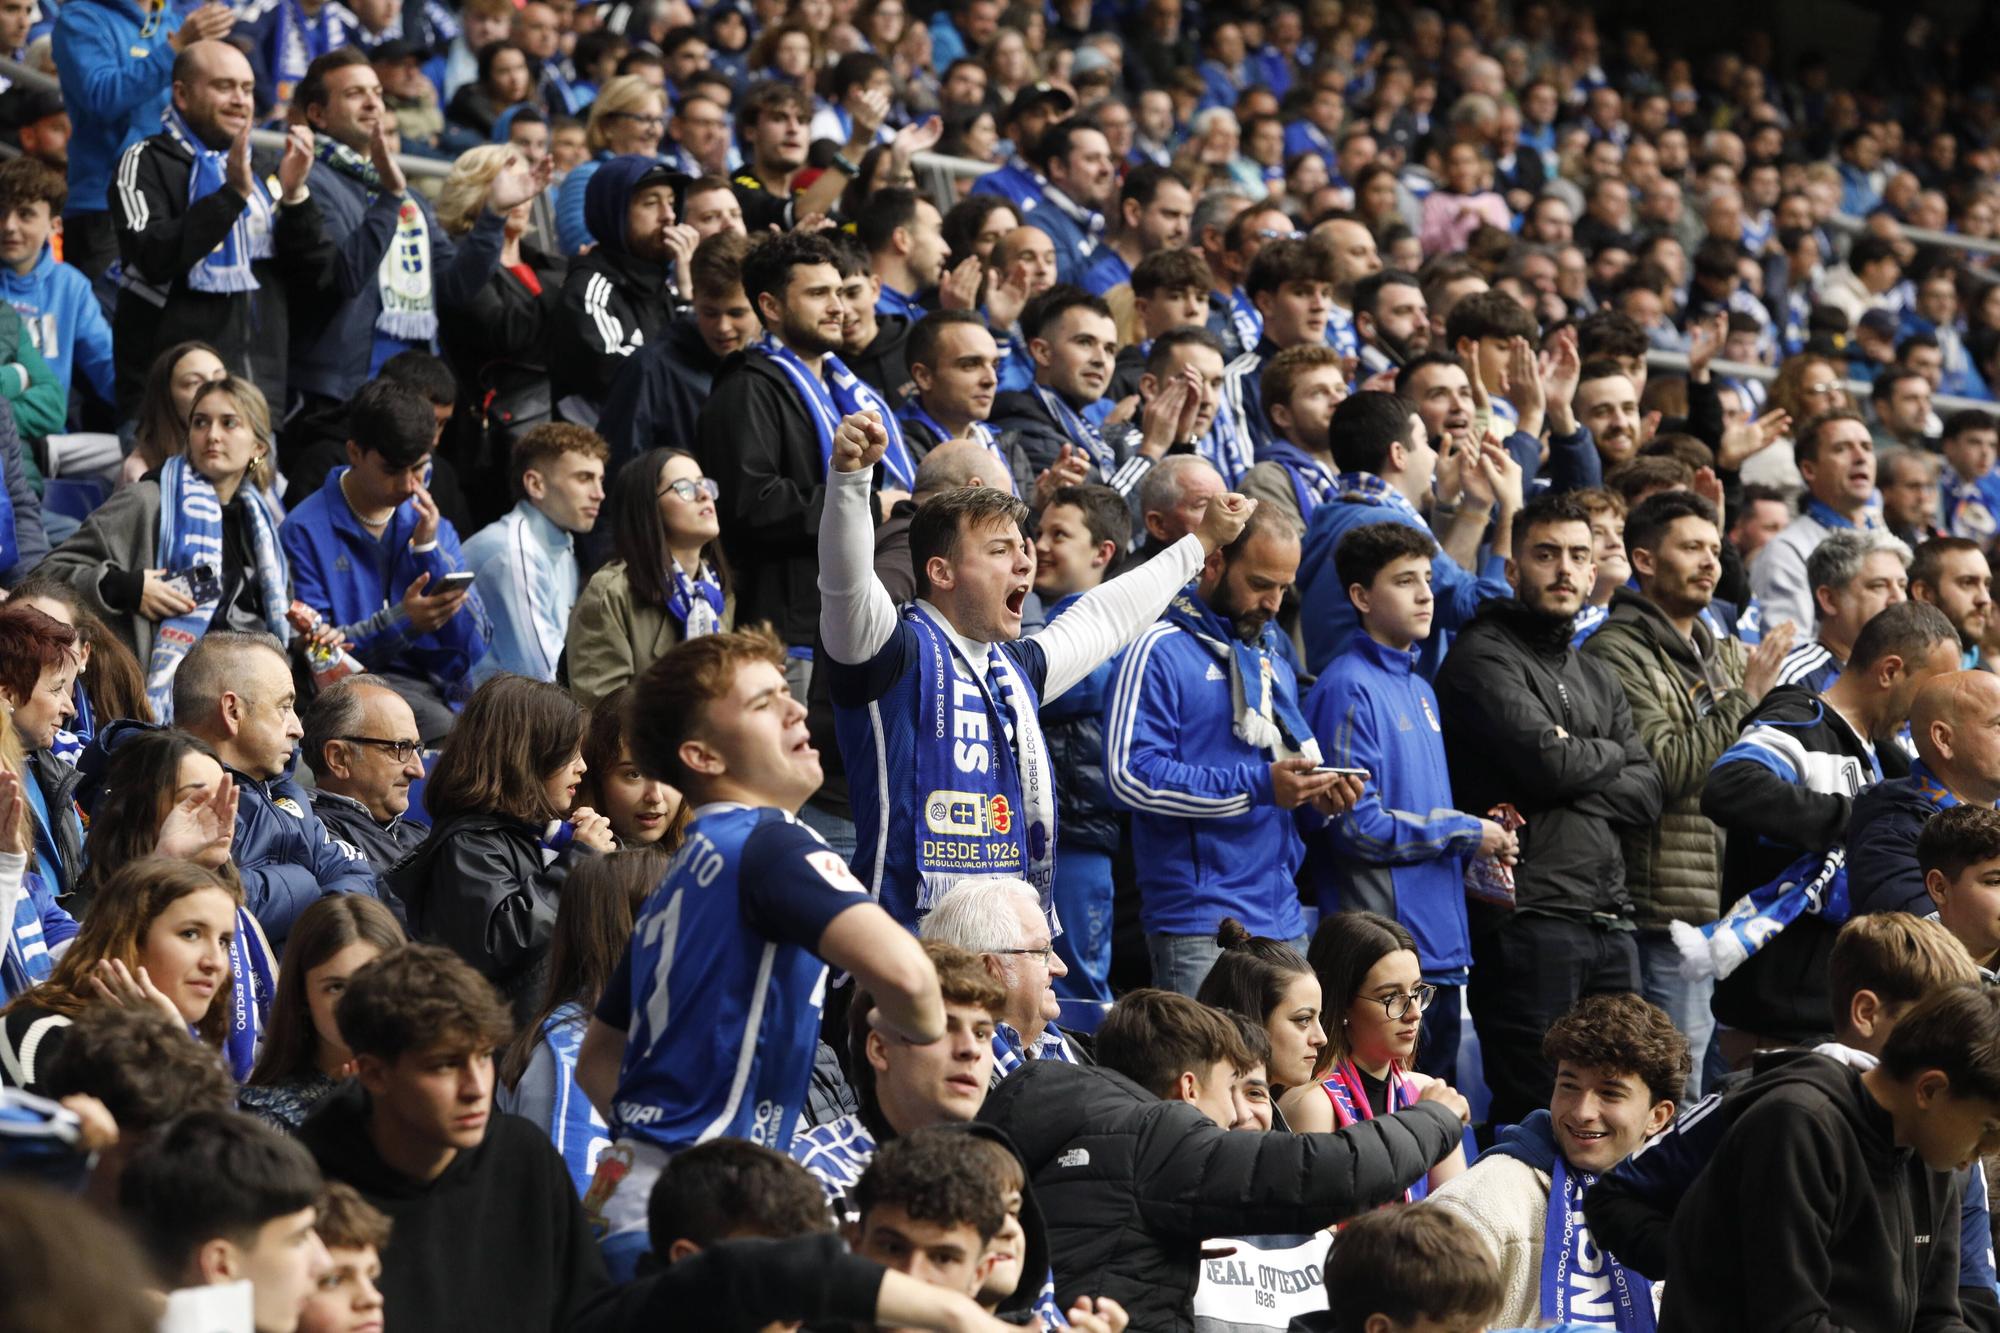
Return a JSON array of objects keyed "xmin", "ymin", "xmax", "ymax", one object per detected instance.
[{"xmin": 1427, "ymin": 992, "xmax": 1689, "ymax": 1329}]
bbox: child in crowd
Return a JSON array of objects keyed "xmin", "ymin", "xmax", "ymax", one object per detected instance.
[{"xmin": 299, "ymin": 1182, "xmax": 391, "ymax": 1333}]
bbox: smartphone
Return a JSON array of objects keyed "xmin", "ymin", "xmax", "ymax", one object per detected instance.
[
  {"xmin": 431, "ymin": 570, "xmax": 477, "ymax": 595},
  {"xmin": 162, "ymin": 562, "xmax": 221, "ymax": 605},
  {"xmin": 1313, "ymin": 766, "xmax": 1370, "ymax": 778}
]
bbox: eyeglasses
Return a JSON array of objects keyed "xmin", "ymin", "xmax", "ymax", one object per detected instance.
[
  {"xmin": 1803, "ymin": 382, "xmax": 1839, "ymax": 396},
  {"xmin": 1255, "ymin": 227, "xmax": 1305, "ymax": 241},
  {"xmin": 660, "ymin": 476, "xmax": 721, "ymax": 503},
  {"xmin": 990, "ymin": 945, "xmax": 1057, "ymax": 967},
  {"xmin": 339, "ymin": 737, "xmax": 423, "ymax": 763},
  {"xmin": 1363, "ymin": 984, "xmax": 1437, "ymax": 1021},
  {"xmin": 610, "ymin": 112, "xmax": 666, "ymax": 128}
]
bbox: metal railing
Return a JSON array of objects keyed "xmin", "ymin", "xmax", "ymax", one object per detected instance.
[
  {"xmin": 1828, "ymin": 210, "xmax": 2000, "ymax": 260},
  {"xmin": 909, "ymin": 149, "xmax": 996, "ymax": 213},
  {"xmin": 1645, "ymin": 347, "xmax": 1996, "ymax": 416}
]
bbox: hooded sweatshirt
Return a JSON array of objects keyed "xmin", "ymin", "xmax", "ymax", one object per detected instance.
[
  {"xmin": 1, "ymin": 243, "xmax": 113, "ymax": 402},
  {"xmin": 552, "ymin": 155, "xmax": 678, "ymax": 420},
  {"xmin": 297, "ymin": 1080, "xmax": 609, "ymax": 1333}
]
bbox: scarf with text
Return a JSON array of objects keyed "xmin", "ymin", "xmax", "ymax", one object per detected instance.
[
  {"xmin": 161, "ymin": 103, "xmax": 275, "ymax": 293},
  {"xmin": 1162, "ymin": 590, "xmax": 1319, "ymax": 761},
  {"xmin": 1669, "ymin": 843, "xmax": 1850, "ymax": 982},
  {"xmin": 755, "ymin": 335, "xmax": 917, "ymax": 489},
  {"xmin": 222, "ymin": 906, "xmax": 279, "ymax": 1081},
  {"xmin": 315, "ymin": 136, "xmax": 437, "ymax": 340},
  {"xmin": 1541, "ymin": 1154, "xmax": 1655, "ymax": 1329}
]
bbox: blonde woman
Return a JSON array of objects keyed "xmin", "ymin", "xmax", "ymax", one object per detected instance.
[
  {"xmin": 437, "ymin": 144, "xmax": 566, "ymax": 527},
  {"xmin": 555, "ymin": 75, "xmax": 666, "ymax": 255},
  {"xmin": 42, "ymin": 377, "xmax": 296, "ymax": 718}
]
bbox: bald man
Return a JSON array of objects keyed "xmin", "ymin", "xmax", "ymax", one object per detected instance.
[
  {"xmin": 1849, "ymin": 669, "xmax": 2000, "ymax": 917},
  {"xmin": 989, "ymin": 225, "xmax": 1059, "ymax": 393},
  {"xmin": 109, "ymin": 38, "xmax": 324, "ymax": 415}
]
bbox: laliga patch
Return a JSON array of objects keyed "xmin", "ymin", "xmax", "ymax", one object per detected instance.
[
  {"xmin": 806, "ymin": 850, "xmax": 865, "ymax": 894},
  {"xmin": 273, "ymin": 796, "xmax": 305, "ymax": 818},
  {"xmin": 924, "ymin": 790, "xmax": 1013, "ymax": 837}
]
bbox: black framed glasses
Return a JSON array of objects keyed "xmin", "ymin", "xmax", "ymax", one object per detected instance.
[
  {"xmin": 660, "ymin": 477, "xmax": 721, "ymax": 503},
  {"xmin": 1364, "ymin": 984, "xmax": 1437, "ymax": 1021},
  {"xmin": 340, "ymin": 736, "xmax": 423, "ymax": 762}
]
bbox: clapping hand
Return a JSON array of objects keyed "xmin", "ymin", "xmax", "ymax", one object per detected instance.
[{"xmin": 155, "ymin": 770, "xmax": 239, "ymax": 867}]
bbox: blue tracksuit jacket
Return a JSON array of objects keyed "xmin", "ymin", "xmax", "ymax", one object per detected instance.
[
  {"xmin": 2, "ymin": 243, "xmax": 115, "ymax": 401},
  {"xmin": 53, "ymin": 0, "xmax": 184, "ymax": 218}
]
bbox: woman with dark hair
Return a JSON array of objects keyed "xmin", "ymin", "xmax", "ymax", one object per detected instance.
[
  {"xmin": 941, "ymin": 195, "xmax": 1020, "ymax": 268},
  {"xmin": 0, "ymin": 857, "xmax": 240, "ymax": 1093},
  {"xmin": 497, "ymin": 846, "xmax": 662, "ymax": 1194},
  {"xmin": 240, "ymin": 895, "xmax": 405, "ymax": 1132},
  {"xmin": 447, "ymin": 39, "xmax": 536, "ymax": 140},
  {"xmin": 1194, "ymin": 917, "xmax": 1328, "ymax": 1111},
  {"xmin": 572, "ymin": 687, "xmax": 687, "ymax": 850},
  {"xmin": 567, "ymin": 449, "xmax": 735, "ymax": 708},
  {"xmin": 387, "ymin": 676, "xmax": 615, "ymax": 1022},
  {"xmin": 124, "ymin": 340, "xmax": 226, "ymax": 482},
  {"xmin": 1282, "ymin": 909, "xmax": 1465, "ymax": 1193},
  {"xmin": 6, "ymin": 574, "xmax": 154, "ymax": 742}
]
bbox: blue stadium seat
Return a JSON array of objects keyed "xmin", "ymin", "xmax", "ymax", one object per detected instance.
[
  {"xmin": 1057, "ymin": 998, "xmax": 1113, "ymax": 1035},
  {"xmin": 41, "ymin": 477, "xmax": 108, "ymax": 526}
]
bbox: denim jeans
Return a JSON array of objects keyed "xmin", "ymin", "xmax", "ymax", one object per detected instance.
[
  {"xmin": 1052, "ymin": 848, "xmax": 1115, "ymax": 1002},
  {"xmin": 796, "ymin": 801, "xmax": 858, "ymax": 863},
  {"xmin": 1637, "ymin": 928, "xmax": 1715, "ymax": 1100},
  {"xmin": 1148, "ymin": 930, "xmax": 1309, "ymax": 997}
]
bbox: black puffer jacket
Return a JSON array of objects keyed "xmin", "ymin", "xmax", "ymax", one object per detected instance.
[
  {"xmin": 1433, "ymin": 598, "xmax": 1664, "ymax": 920},
  {"xmin": 978, "ymin": 1060, "xmax": 1460, "ymax": 1333},
  {"xmin": 386, "ymin": 812, "xmax": 595, "ymax": 1024}
]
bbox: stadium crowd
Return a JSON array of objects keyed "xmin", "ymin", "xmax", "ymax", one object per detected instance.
[{"xmin": 9, "ymin": 0, "xmax": 2000, "ymax": 1329}]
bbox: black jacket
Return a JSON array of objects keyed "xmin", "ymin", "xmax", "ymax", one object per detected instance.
[
  {"xmin": 385, "ymin": 811, "xmax": 594, "ymax": 1025},
  {"xmin": 990, "ymin": 387, "xmax": 1146, "ymax": 478},
  {"xmin": 596, "ymin": 315, "xmax": 722, "ymax": 472},
  {"xmin": 438, "ymin": 244, "xmax": 565, "ymax": 530},
  {"xmin": 900, "ymin": 410, "xmax": 1037, "ymax": 497},
  {"xmin": 307, "ymin": 789, "xmax": 428, "ymax": 889},
  {"xmin": 109, "ymin": 130, "xmax": 332, "ymax": 418},
  {"xmin": 570, "ymin": 1234, "xmax": 884, "ymax": 1333},
  {"xmin": 553, "ymin": 246, "xmax": 675, "ymax": 420},
  {"xmin": 1656, "ymin": 1058, "xmax": 1965, "ymax": 1333},
  {"xmin": 1701, "ymin": 686, "xmax": 1902, "ymax": 1040},
  {"xmin": 845, "ymin": 314, "xmax": 917, "ymax": 412},
  {"xmin": 25, "ymin": 746, "xmax": 82, "ymax": 904},
  {"xmin": 1847, "ymin": 774, "xmax": 1945, "ymax": 919},
  {"xmin": 299, "ymin": 1081, "xmax": 609, "ymax": 1333},
  {"xmin": 977, "ymin": 1060, "xmax": 1461, "ymax": 1333},
  {"xmin": 695, "ymin": 352, "xmax": 834, "ymax": 646},
  {"xmin": 1433, "ymin": 598, "xmax": 1664, "ymax": 921}
]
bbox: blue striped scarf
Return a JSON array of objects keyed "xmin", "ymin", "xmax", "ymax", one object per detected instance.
[
  {"xmin": 756, "ymin": 335, "xmax": 917, "ymax": 490},
  {"xmin": 160, "ymin": 104, "xmax": 274, "ymax": 294}
]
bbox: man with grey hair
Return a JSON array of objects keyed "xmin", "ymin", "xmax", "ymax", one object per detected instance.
[
  {"xmin": 920, "ymin": 876, "xmax": 1086, "ymax": 1077},
  {"xmin": 1138, "ymin": 455, "xmax": 1226, "ymax": 557},
  {"xmin": 301, "ymin": 677, "xmax": 430, "ymax": 879},
  {"xmin": 1190, "ymin": 185, "xmax": 1257, "ymax": 358},
  {"xmin": 1775, "ymin": 529, "xmax": 1913, "ymax": 695},
  {"xmin": 174, "ymin": 632, "xmax": 376, "ymax": 943}
]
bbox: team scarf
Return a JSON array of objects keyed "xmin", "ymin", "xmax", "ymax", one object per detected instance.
[
  {"xmin": 1225, "ymin": 287, "xmax": 1262, "ymax": 352},
  {"xmin": 1541, "ymin": 1155, "xmax": 1655, "ymax": 1329},
  {"xmin": 1162, "ymin": 590, "xmax": 1319, "ymax": 761},
  {"xmin": 1039, "ymin": 181, "xmax": 1104, "ymax": 258},
  {"xmin": 222, "ymin": 906, "xmax": 279, "ymax": 1081},
  {"xmin": 1194, "ymin": 388, "xmax": 1253, "ymax": 488},
  {"xmin": 754, "ymin": 335, "xmax": 918, "ymax": 490},
  {"xmin": 1321, "ymin": 1058, "xmax": 1427, "ymax": 1201},
  {"xmin": 271, "ymin": 0, "xmax": 344, "ymax": 87},
  {"xmin": 1333, "ymin": 470, "xmax": 1428, "ymax": 528},
  {"xmin": 991, "ymin": 1021, "xmax": 1079, "ymax": 1080},
  {"xmin": 1032, "ymin": 384, "xmax": 1114, "ymax": 476},
  {"xmin": 905, "ymin": 602, "xmax": 1057, "ymax": 913},
  {"xmin": 314, "ymin": 136, "xmax": 437, "ymax": 341},
  {"xmin": 898, "ymin": 401, "xmax": 1013, "ymax": 495},
  {"xmin": 665, "ymin": 558, "xmax": 725, "ymax": 637},
  {"xmin": 1805, "ymin": 497, "xmax": 1882, "ymax": 534},
  {"xmin": 1258, "ymin": 442, "xmax": 1338, "ymax": 522},
  {"xmin": 160, "ymin": 103, "xmax": 275, "ymax": 294},
  {"xmin": 146, "ymin": 456, "xmax": 291, "ymax": 722},
  {"xmin": 48, "ymin": 686, "xmax": 91, "ymax": 769},
  {"xmin": 1325, "ymin": 303, "xmax": 1359, "ymax": 358},
  {"xmin": 1668, "ymin": 843, "xmax": 1850, "ymax": 983},
  {"xmin": 0, "ymin": 865, "xmax": 52, "ymax": 1001}
]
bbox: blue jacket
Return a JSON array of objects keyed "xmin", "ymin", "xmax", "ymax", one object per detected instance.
[
  {"xmin": 290, "ymin": 157, "xmax": 505, "ymax": 401},
  {"xmin": 52, "ymin": 0, "xmax": 183, "ymax": 217},
  {"xmin": 1297, "ymin": 488, "xmax": 1511, "ymax": 676},
  {"xmin": 1021, "ymin": 192, "xmax": 1099, "ymax": 289},
  {"xmin": 1041, "ymin": 592, "xmax": 1120, "ymax": 855},
  {"xmin": 2, "ymin": 243, "xmax": 115, "ymax": 402},
  {"xmin": 279, "ymin": 467, "xmax": 489, "ymax": 689},
  {"xmin": 462, "ymin": 499, "xmax": 576, "ymax": 685},
  {"xmin": 1846, "ymin": 767, "xmax": 1973, "ymax": 919},
  {"xmin": 1300, "ymin": 631, "xmax": 1482, "ymax": 980},
  {"xmin": 1103, "ymin": 615, "xmax": 1309, "ymax": 939},
  {"xmin": 554, "ymin": 154, "xmax": 606, "ymax": 257},
  {"xmin": 969, "ymin": 159, "xmax": 1047, "ymax": 215},
  {"xmin": 228, "ymin": 764, "xmax": 379, "ymax": 944}
]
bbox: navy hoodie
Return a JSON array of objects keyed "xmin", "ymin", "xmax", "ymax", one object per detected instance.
[{"xmin": 552, "ymin": 155, "xmax": 679, "ymax": 419}]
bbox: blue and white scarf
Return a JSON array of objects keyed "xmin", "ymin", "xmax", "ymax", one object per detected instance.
[
  {"xmin": 315, "ymin": 136, "xmax": 437, "ymax": 340},
  {"xmin": 270, "ymin": 0, "xmax": 344, "ymax": 89},
  {"xmin": 755, "ymin": 335, "xmax": 917, "ymax": 490},
  {"xmin": 1226, "ymin": 287, "xmax": 1262, "ymax": 353},
  {"xmin": 146, "ymin": 456, "xmax": 292, "ymax": 722},
  {"xmin": 1195, "ymin": 388, "xmax": 1253, "ymax": 488},
  {"xmin": 905, "ymin": 603, "xmax": 1056, "ymax": 913},
  {"xmin": 0, "ymin": 865, "xmax": 54, "ymax": 1001},
  {"xmin": 991, "ymin": 1020, "xmax": 1079, "ymax": 1080},
  {"xmin": 1162, "ymin": 591, "xmax": 1319, "ymax": 761},
  {"xmin": 1032, "ymin": 384, "xmax": 1114, "ymax": 477},
  {"xmin": 1669, "ymin": 844, "xmax": 1850, "ymax": 983},
  {"xmin": 1334, "ymin": 470, "xmax": 1428, "ymax": 527},
  {"xmin": 1542, "ymin": 1155, "xmax": 1655, "ymax": 1330},
  {"xmin": 223, "ymin": 906, "xmax": 279, "ymax": 1081},
  {"xmin": 1259, "ymin": 441, "xmax": 1338, "ymax": 523},
  {"xmin": 665, "ymin": 558, "xmax": 724, "ymax": 637},
  {"xmin": 899, "ymin": 402, "xmax": 1014, "ymax": 495},
  {"xmin": 1805, "ymin": 497, "xmax": 1882, "ymax": 534},
  {"xmin": 161, "ymin": 104, "xmax": 275, "ymax": 294}
]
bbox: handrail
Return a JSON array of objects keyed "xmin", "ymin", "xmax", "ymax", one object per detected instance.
[
  {"xmin": 1645, "ymin": 347, "xmax": 1996, "ymax": 416},
  {"xmin": 1827, "ymin": 209, "xmax": 2000, "ymax": 259}
]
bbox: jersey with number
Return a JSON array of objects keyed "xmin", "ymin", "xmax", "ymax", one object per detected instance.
[{"xmin": 604, "ymin": 804, "xmax": 869, "ymax": 1154}]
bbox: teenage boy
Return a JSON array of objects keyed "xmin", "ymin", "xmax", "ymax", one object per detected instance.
[
  {"xmin": 978, "ymin": 987, "xmax": 1469, "ymax": 1333},
  {"xmin": 119, "ymin": 1109, "xmax": 331, "ymax": 1333},
  {"xmin": 1033, "ymin": 483, "xmax": 1130, "ymax": 999},
  {"xmin": 1657, "ymin": 984, "xmax": 2000, "ymax": 1331},
  {"xmin": 297, "ymin": 943, "xmax": 608, "ymax": 1332},
  {"xmin": 0, "ymin": 157, "xmax": 112, "ymax": 407},
  {"xmin": 1921, "ymin": 804, "xmax": 2000, "ymax": 980},
  {"xmin": 280, "ymin": 377, "xmax": 488, "ymax": 745},
  {"xmin": 299, "ymin": 1182, "xmax": 390, "ymax": 1333},
  {"xmin": 1428, "ymin": 994, "xmax": 1688, "ymax": 1330},
  {"xmin": 1940, "ymin": 409, "xmax": 2000, "ymax": 543},
  {"xmin": 792, "ymin": 939, "xmax": 1004, "ymax": 1217},
  {"xmin": 573, "ymin": 627, "xmax": 944, "ymax": 1274},
  {"xmin": 1302, "ymin": 522, "xmax": 1516, "ymax": 1080},
  {"xmin": 1110, "ymin": 247, "xmax": 1215, "ymax": 399},
  {"xmin": 819, "ymin": 407, "xmax": 1260, "ymax": 929},
  {"xmin": 1221, "ymin": 238, "xmax": 1334, "ymax": 459},
  {"xmin": 462, "ymin": 423, "xmax": 608, "ymax": 684},
  {"xmin": 1309, "ymin": 1204, "xmax": 1505, "ymax": 1333}
]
